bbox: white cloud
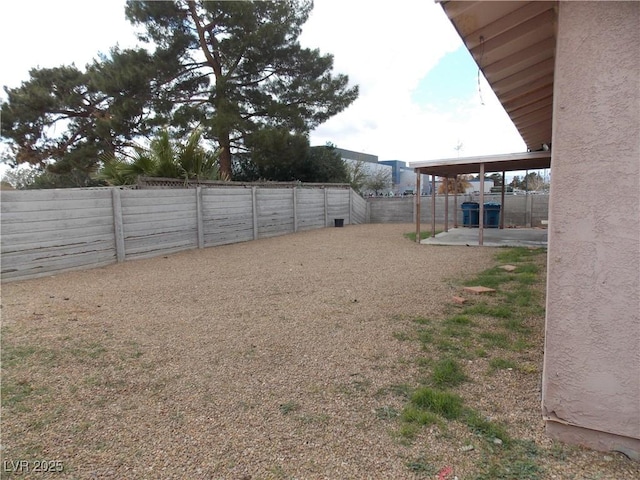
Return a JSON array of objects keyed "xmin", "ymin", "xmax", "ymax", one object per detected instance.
[
  {"xmin": 301, "ymin": 0, "xmax": 526, "ymax": 162},
  {"xmin": 0, "ymin": 1, "xmax": 139, "ymax": 93}
]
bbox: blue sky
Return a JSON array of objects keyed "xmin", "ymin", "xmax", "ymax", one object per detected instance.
[
  {"xmin": 1, "ymin": 0, "xmax": 527, "ymax": 172},
  {"xmin": 411, "ymin": 47, "xmax": 478, "ymax": 110}
]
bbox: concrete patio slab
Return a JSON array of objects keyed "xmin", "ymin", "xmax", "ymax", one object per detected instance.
[{"xmin": 421, "ymin": 227, "xmax": 548, "ymax": 248}]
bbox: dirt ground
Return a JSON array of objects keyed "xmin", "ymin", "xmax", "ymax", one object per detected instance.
[{"xmin": 1, "ymin": 223, "xmax": 638, "ymax": 479}]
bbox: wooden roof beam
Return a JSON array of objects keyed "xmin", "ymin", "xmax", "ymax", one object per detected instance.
[
  {"xmin": 465, "ymin": 1, "xmax": 556, "ymax": 49},
  {"xmin": 469, "ymin": 10, "xmax": 555, "ymax": 62},
  {"xmin": 439, "ymin": 0, "xmax": 478, "ymax": 21},
  {"xmin": 500, "ymin": 74, "xmax": 554, "ymax": 103},
  {"xmin": 503, "ymin": 85, "xmax": 554, "ymax": 113},
  {"xmin": 492, "ymin": 57, "xmax": 555, "ymax": 94},
  {"xmin": 483, "ymin": 37, "xmax": 555, "ymax": 80},
  {"xmin": 513, "ymin": 106, "xmax": 554, "ymax": 129},
  {"xmin": 509, "ymin": 95, "xmax": 554, "ymax": 120}
]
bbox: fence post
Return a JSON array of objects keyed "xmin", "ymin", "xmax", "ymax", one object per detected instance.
[
  {"xmin": 293, "ymin": 186, "xmax": 298, "ymax": 232},
  {"xmin": 348, "ymin": 188, "xmax": 353, "ymax": 225},
  {"xmin": 526, "ymin": 193, "xmax": 533, "ymax": 228},
  {"xmin": 196, "ymin": 187, "xmax": 204, "ymax": 248},
  {"xmin": 252, "ymin": 186, "xmax": 259, "ymax": 240},
  {"xmin": 111, "ymin": 188, "xmax": 126, "ymax": 262},
  {"xmin": 324, "ymin": 188, "xmax": 329, "ymax": 227}
]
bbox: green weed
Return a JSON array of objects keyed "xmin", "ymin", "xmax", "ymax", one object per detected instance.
[
  {"xmin": 442, "ymin": 324, "xmax": 472, "ymax": 338},
  {"xmin": 401, "ymin": 406, "xmax": 440, "ymax": 426},
  {"xmin": 393, "ymin": 331, "xmax": 411, "ymax": 341},
  {"xmin": 495, "ymin": 247, "xmax": 544, "ymax": 264},
  {"xmin": 474, "ymin": 440, "xmax": 542, "ymax": 480},
  {"xmin": 396, "ymin": 423, "xmax": 420, "ymax": 442},
  {"xmin": 410, "ymin": 387, "xmax": 463, "ymax": 420},
  {"xmin": 480, "ymin": 332, "xmax": 511, "ymax": 349},
  {"xmin": 443, "ymin": 314, "xmax": 473, "ymax": 325},
  {"xmin": 435, "ymin": 338, "xmax": 463, "ymax": 354},
  {"xmin": 464, "ymin": 409, "xmax": 511, "ymax": 445},
  {"xmin": 517, "ymin": 272, "xmax": 537, "ymax": 285},
  {"xmin": 510, "ymin": 338, "xmax": 530, "ymax": 352},
  {"xmin": 501, "ymin": 317, "xmax": 530, "ymax": 333},
  {"xmin": 351, "ymin": 378, "xmax": 371, "ymax": 392},
  {"xmin": 431, "ymin": 358, "xmax": 467, "ymax": 388},
  {"xmin": 1, "ymin": 344, "xmax": 38, "ymax": 368},
  {"xmin": 515, "ymin": 264, "xmax": 539, "ymax": 274},
  {"xmin": 475, "ymin": 348, "xmax": 488, "ymax": 358},
  {"xmin": 464, "ymin": 303, "xmax": 513, "ymax": 319},
  {"xmin": 505, "ymin": 288, "xmax": 534, "ymax": 307},
  {"xmin": 406, "ymin": 456, "xmax": 436, "ymax": 474},
  {"xmin": 2, "ymin": 379, "xmax": 48, "ymax": 408},
  {"xmin": 418, "ymin": 329, "xmax": 434, "ymax": 345},
  {"xmin": 413, "ymin": 316, "xmax": 432, "ymax": 325},
  {"xmin": 488, "ymin": 358, "xmax": 516, "ymax": 372},
  {"xmin": 465, "ymin": 267, "xmax": 512, "ymax": 290},
  {"xmin": 474, "ymin": 459, "xmax": 541, "ymax": 480}
]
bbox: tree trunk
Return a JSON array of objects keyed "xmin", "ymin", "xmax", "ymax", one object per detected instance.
[{"xmin": 218, "ymin": 133, "xmax": 232, "ymax": 181}]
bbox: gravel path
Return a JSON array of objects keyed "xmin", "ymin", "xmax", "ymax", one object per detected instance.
[{"xmin": 2, "ymin": 223, "xmax": 638, "ymax": 479}]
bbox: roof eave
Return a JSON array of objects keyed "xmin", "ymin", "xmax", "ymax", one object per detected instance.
[{"xmin": 412, "ymin": 151, "xmax": 551, "ymax": 177}]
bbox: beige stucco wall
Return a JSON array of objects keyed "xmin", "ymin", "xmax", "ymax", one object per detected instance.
[{"xmin": 543, "ymin": 1, "xmax": 640, "ymax": 459}]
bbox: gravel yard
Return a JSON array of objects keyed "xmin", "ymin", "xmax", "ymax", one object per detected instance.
[{"xmin": 2, "ymin": 223, "xmax": 638, "ymax": 479}]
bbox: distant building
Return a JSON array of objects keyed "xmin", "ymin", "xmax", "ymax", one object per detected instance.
[
  {"xmin": 334, "ymin": 148, "xmax": 379, "ymax": 165},
  {"xmin": 467, "ymin": 179, "xmax": 494, "ymax": 194},
  {"xmin": 331, "ymin": 149, "xmax": 433, "ymax": 196},
  {"xmin": 333, "ymin": 148, "xmax": 392, "ymax": 195},
  {"xmin": 380, "ymin": 160, "xmax": 431, "ymax": 195}
]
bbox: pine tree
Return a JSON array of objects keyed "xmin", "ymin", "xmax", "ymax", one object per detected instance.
[{"xmin": 125, "ymin": 0, "xmax": 358, "ymax": 180}]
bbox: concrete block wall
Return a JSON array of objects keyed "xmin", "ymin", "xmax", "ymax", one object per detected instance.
[
  {"xmin": 367, "ymin": 194, "xmax": 549, "ymax": 227},
  {"xmin": 1, "ymin": 186, "xmax": 366, "ymax": 282}
]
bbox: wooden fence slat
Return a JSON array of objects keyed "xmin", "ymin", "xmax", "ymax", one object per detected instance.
[
  {"xmin": 1, "ymin": 207, "xmax": 114, "ymax": 224},
  {"xmin": 1, "ymin": 216, "xmax": 113, "ymax": 235},
  {"xmin": 1, "ymin": 225, "xmax": 116, "ymax": 247},
  {"xmin": 1, "ymin": 240, "xmax": 115, "ymax": 268},
  {"xmin": 1, "ymin": 189, "xmax": 112, "ymax": 202},
  {"xmin": 1, "ymin": 197, "xmax": 113, "ymax": 213}
]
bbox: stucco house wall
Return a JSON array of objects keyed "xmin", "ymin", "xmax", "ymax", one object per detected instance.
[{"xmin": 542, "ymin": 1, "xmax": 640, "ymax": 459}]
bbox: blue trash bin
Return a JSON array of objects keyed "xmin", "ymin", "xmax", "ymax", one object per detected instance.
[
  {"xmin": 461, "ymin": 202, "xmax": 479, "ymax": 227},
  {"xmin": 483, "ymin": 202, "xmax": 501, "ymax": 228}
]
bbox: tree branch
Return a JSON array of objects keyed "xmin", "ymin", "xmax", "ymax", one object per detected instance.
[
  {"xmin": 234, "ymin": 70, "xmax": 278, "ymax": 87},
  {"xmin": 187, "ymin": 2, "xmax": 222, "ymax": 77}
]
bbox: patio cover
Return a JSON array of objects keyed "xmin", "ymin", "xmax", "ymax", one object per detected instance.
[
  {"xmin": 412, "ymin": 151, "xmax": 551, "ymax": 245},
  {"xmin": 412, "ymin": 151, "xmax": 551, "ymax": 178}
]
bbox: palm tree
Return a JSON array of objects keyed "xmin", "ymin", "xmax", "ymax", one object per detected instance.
[
  {"xmin": 176, "ymin": 129, "xmax": 219, "ymax": 182},
  {"xmin": 98, "ymin": 128, "xmax": 219, "ymax": 185}
]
